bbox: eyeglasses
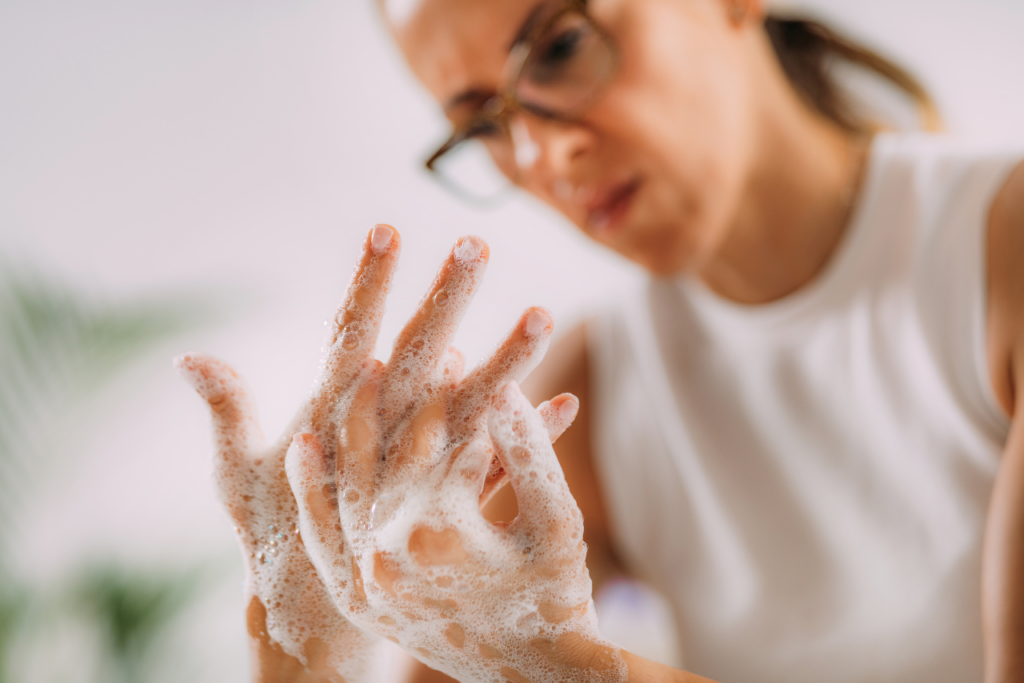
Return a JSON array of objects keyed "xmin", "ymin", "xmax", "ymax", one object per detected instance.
[{"xmin": 423, "ymin": 0, "xmax": 619, "ymax": 205}]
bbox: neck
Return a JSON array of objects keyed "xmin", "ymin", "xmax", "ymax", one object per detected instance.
[{"xmin": 696, "ymin": 71, "xmax": 868, "ymax": 305}]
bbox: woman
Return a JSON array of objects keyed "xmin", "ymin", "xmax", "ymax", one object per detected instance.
[{"xmin": 176, "ymin": 0, "xmax": 1024, "ymax": 681}]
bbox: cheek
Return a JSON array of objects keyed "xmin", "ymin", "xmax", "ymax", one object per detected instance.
[
  {"xmin": 584, "ymin": 12, "xmax": 752, "ymax": 269},
  {"xmin": 630, "ymin": 48, "xmax": 746, "ymax": 204}
]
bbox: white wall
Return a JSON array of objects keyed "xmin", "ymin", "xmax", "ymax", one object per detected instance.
[{"xmin": 1, "ymin": 0, "xmax": 1022, "ymax": 678}]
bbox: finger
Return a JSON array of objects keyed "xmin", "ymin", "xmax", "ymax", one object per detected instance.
[
  {"xmin": 383, "ymin": 393, "xmax": 446, "ymax": 479},
  {"xmin": 445, "ymin": 439, "xmax": 497, "ymax": 497},
  {"xmin": 442, "ymin": 347, "xmax": 465, "ymax": 388},
  {"xmin": 452, "ymin": 307, "xmax": 553, "ymax": 433},
  {"xmin": 314, "ymin": 224, "xmax": 401, "ymax": 410},
  {"xmin": 443, "ymin": 438, "xmax": 507, "ymax": 512},
  {"xmin": 174, "ymin": 353, "xmax": 264, "ymax": 463},
  {"xmin": 392, "ymin": 348, "xmax": 466, "ymax": 479},
  {"xmin": 285, "ymin": 433, "xmax": 349, "ymax": 578},
  {"xmin": 487, "ymin": 382, "xmax": 582, "ymax": 543},
  {"xmin": 537, "ymin": 394, "xmax": 579, "ymax": 444},
  {"xmin": 478, "ymin": 458, "xmax": 510, "ymax": 509},
  {"xmin": 337, "ymin": 361, "xmax": 384, "ymax": 504},
  {"xmin": 381, "ymin": 236, "xmax": 489, "ymax": 417}
]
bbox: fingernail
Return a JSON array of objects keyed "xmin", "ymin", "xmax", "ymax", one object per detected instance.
[
  {"xmin": 524, "ymin": 309, "xmax": 551, "ymax": 338},
  {"xmin": 558, "ymin": 396, "xmax": 579, "ymax": 422},
  {"xmin": 370, "ymin": 224, "xmax": 393, "ymax": 255},
  {"xmin": 454, "ymin": 236, "xmax": 485, "ymax": 264}
]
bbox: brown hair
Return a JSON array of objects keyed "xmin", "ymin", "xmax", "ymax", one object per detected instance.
[{"xmin": 764, "ymin": 15, "xmax": 941, "ymax": 133}]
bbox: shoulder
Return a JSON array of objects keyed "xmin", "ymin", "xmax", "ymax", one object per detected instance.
[{"xmin": 986, "ymin": 159, "xmax": 1024, "ymax": 417}]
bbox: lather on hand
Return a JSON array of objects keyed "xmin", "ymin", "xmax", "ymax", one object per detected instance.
[
  {"xmin": 177, "ymin": 225, "xmax": 592, "ymax": 682},
  {"xmin": 283, "ymin": 228, "xmax": 627, "ymax": 682}
]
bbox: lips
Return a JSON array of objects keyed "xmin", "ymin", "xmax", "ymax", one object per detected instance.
[{"xmin": 580, "ymin": 178, "xmax": 641, "ymax": 236}]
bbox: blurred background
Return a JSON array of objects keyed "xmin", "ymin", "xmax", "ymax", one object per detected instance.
[{"xmin": 1, "ymin": 0, "xmax": 1022, "ymax": 680}]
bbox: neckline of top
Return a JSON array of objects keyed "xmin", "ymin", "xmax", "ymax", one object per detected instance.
[{"xmin": 675, "ymin": 131, "xmax": 897, "ymax": 330}]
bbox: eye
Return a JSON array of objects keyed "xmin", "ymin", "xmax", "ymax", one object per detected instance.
[
  {"xmin": 535, "ymin": 26, "xmax": 584, "ymax": 69},
  {"xmin": 521, "ymin": 14, "xmax": 595, "ymax": 87}
]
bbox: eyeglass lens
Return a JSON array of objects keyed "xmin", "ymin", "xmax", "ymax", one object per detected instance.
[
  {"xmin": 515, "ymin": 12, "xmax": 616, "ymax": 117},
  {"xmin": 430, "ymin": 8, "xmax": 615, "ymax": 203}
]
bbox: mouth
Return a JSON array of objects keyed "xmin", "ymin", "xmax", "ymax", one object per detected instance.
[{"xmin": 583, "ymin": 177, "xmax": 641, "ymax": 236}]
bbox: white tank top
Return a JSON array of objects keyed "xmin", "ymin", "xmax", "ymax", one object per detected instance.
[{"xmin": 588, "ymin": 133, "xmax": 1022, "ymax": 683}]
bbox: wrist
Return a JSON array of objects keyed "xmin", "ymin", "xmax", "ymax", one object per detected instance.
[
  {"xmin": 507, "ymin": 632, "xmax": 626, "ymax": 681},
  {"xmin": 247, "ymin": 594, "xmax": 363, "ymax": 683}
]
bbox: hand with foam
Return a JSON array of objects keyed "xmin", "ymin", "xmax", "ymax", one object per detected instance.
[
  {"xmin": 284, "ymin": 235, "xmax": 627, "ymax": 682},
  {"xmin": 176, "ymin": 352, "xmax": 381, "ymax": 683},
  {"xmin": 174, "ymin": 225, "xmax": 411, "ymax": 682}
]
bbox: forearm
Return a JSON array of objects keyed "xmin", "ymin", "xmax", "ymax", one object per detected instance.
[
  {"xmin": 405, "ymin": 646, "xmax": 720, "ymax": 683},
  {"xmin": 247, "ymin": 594, "xmax": 383, "ymax": 683},
  {"xmin": 247, "ymin": 594, "xmax": 339, "ymax": 683},
  {"xmin": 621, "ymin": 651, "xmax": 719, "ymax": 683},
  {"xmin": 983, "ymin": 420, "xmax": 1024, "ymax": 683}
]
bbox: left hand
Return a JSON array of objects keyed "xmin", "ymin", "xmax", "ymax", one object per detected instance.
[
  {"xmin": 174, "ymin": 224, "xmax": 412, "ymax": 681},
  {"xmin": 175, "ymin": 350, "xmax": 382, "ymax": 682}
]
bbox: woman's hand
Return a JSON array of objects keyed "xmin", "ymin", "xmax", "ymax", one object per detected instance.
[
  {"xmin": 176, "ymin": 352, "xmax": 381, "ymax": 682},
  {"xmin": 282, "ymin": 234, "xmax": 628, "ymax": 682},
  {"xmin": 174, "ymin": 225, "xmax": 411, "ymax": 682}
]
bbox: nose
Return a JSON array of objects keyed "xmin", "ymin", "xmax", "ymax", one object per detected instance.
[{"xmin": 508, "ymin": 111, "xmax": 595, "ymax": 180}]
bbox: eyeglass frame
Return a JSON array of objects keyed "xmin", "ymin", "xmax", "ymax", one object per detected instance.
[{"xmin": 422, "ymin": 0, "xmax": 620, "ymax": 201}]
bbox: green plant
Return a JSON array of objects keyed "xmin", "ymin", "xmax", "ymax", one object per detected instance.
[
  {"xmin": 0, "ymin": 261, "xmax": 218, "ymax": 683},
  {"xmin": 68, "ymin": 563, "xmax": 210, "ymax": 683}
]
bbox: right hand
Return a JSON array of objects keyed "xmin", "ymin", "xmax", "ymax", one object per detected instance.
[{"xmin": 287, "ymin": 380, "xmax": 627, "ymax": 683}]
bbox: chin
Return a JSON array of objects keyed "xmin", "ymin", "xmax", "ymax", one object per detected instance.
[{"xmin": 616, "ymin": 223, "xmax": 696, "ymax": 277}]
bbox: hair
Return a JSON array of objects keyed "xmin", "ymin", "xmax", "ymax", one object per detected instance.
[{"xmin": 763, "ymin": 15, "xmax": 941, "ymax": 133}]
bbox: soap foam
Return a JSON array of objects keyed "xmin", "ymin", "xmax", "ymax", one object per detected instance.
[
  {"xmin": 208, "ymin": 413, "xmax": 383, "ymax": 679},
  {"xmin": 182, "ymin": 229, "xmax": 402, "ymax": 679},
  {"xmin": 453, "ymin": 236, "xmax": 484, "ymax": 265},
  {"xmin": 201, "ymin": 229, "xmax": 620, "ymax": 681},
  {"xmin": 290, "ymin": 376, "xmax": 627, "ymax": 683}
]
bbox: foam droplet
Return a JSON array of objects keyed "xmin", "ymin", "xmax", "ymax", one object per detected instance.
[
  {"xmin": 341, "ymin": 325, "xmax": 360, "ymax": 350},
  {"xmin": 454, "ymin": 237, "xmax": 482, "ymax": 264},
  {"xmin": 370, "ymin": 493, "xmax": 402, "ymax": 529}
]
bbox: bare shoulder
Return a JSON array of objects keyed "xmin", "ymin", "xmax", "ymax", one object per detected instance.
[{"xmin": 986, "ymin": 159, "xmax": 1024, "ymax": 418}]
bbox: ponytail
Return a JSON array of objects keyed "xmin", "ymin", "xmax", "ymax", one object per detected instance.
[{"xmin": 764, "ymin": 15, "xmax": 941, "ymax": 133}]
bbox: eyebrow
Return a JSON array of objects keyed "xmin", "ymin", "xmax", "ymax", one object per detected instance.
[{"xmin": 442, "ymin": 0, "xmax": 550, "ymax": 114}]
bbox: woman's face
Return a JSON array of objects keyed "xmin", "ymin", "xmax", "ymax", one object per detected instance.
[{"xmin": 389, "ymin": 0, "xmax": 761, "ymax": 275}]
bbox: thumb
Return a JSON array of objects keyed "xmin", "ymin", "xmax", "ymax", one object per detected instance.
[
  {"xmin": 488, "ymin": 382, "xmax": 583, "ymax": 543},
  {"xmin": 174, "ymin": 353, "xmax": 264, "ymax": 462},
  {"xmin": 285, "ymin": 433, "xmax": 353, "ymax": 596}
]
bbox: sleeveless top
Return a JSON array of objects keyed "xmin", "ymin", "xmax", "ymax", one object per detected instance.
[{"xmin": 588, "ymin": 133, "xmax": 1022, "ymax": 683}]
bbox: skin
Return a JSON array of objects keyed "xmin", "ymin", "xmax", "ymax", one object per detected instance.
[
  {"xmin": 392, "ymin": 0, "xmax": 860, "ymax": 302},
  {"xmin": 388, "ymin": 0, "xmax": 859, "ymax": 677},
  {"xmin": 182, "ymin": 0, "xmax": 1024, "ymax": 679},
  {"xmin": 983, "ymin": 162, "xmax": 1024, "ymax": 683},
  {"xmin": 386, "ymin": 0, "xmax": 1024, "ymax": 681},
  {"xmin": 179, "ymin": 227, "xmax": 588, "ymax": 681}
]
